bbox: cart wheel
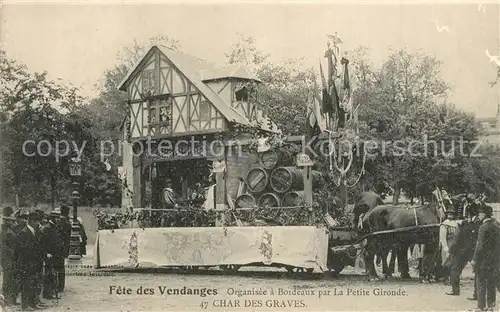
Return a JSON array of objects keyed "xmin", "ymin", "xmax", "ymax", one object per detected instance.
[
  {"xmin": 220, "ymin": 265, "xmax": 241, "ymax": 273},
  {"xmin": 330, "ymin": 263, "xmax": 345, "ymax": 274},
  {"xmin": 286, "ymin": 266, "xmax": 307, "ymax": 273}
]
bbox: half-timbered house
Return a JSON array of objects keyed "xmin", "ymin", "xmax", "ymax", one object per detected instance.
[{"xmin": 117, "ymin": 45, "xmax": 279, "ymax": 213}]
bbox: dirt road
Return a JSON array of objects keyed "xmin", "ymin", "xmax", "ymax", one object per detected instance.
[{"xmin": 3, "ymin": 264, "xmax": 479, "ymax": 311}]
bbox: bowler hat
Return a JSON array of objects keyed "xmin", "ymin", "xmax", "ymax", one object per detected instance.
[
  {"xmin": 477, "ymin": 205, "xmax": 493, "ymax": 216},
  {"xmin": 2, "ymin": 206, "xmax": 13, "ymax": 217},
  {"xmin": 60, "ymin": 205, "xmax": 70, "ymax": 215},
  {"xmin": 50, "ymin": 208, "xmax": 61, "ymax": 217}
]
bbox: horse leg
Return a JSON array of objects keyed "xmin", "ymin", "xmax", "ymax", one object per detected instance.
[
  {"xmin": 388, "ymin": 248, "xmax": 396, "ymax": 277},
  {"xmin": 363, "ymin": 239, "xmax": 379, "ymax": 280},
  {"xmin": 381, "ymin": 250, "xmax": 389, "ymax": 279},
  {"xmin": 397, "ymin": 244, "xmax": 411, "ymax": 279}
]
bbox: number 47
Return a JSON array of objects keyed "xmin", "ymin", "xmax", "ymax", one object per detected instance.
[{"xmin": 200, "ymin": 301, "xmax": 208, "ymax": 309}]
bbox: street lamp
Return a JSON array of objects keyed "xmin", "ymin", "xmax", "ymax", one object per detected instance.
[{"xmin": 68, "ymin": 156, "xmax": 82, "ymax": 260}]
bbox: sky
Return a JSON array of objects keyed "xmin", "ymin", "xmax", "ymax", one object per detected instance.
[{"xmin": 1, "ymin": 2, "xmax": 499, "ymax": 118}]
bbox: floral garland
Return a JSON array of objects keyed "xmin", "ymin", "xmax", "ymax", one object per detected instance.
[
  {"xmin": 93, "ymin": 207, "xmax": 220, "ymax": 231},
  {"xmin": 230, "ymin": 205, "xmax": 324, "ymax": 227},
  {"xmin": 215, "ymin": 122, "xmax": 301, "ymax": 154}
]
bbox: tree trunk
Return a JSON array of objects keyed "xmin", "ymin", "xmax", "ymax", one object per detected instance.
[
  {"xmin": 15, "ymin": 192, "xmax": 19, "ymax": 207},
  {"xmin": 392, "ymin": 182, "xmax": 400, "ymax": 205},
  {"xmin": 50, "ymin": 172, "xmax": 56, "ymax": 209}
]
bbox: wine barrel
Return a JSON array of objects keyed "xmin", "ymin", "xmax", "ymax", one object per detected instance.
[
  {"xmin": 258, "ymin": 193, "xmax": 281, "ymax": 208},
  {"xmin": 245, "ymin": 167, "xmax": 269, "ymax": 193},
  {"xmin": 259, "ymin": 148, "xmax": 294, "ymax": 170},
  {"xmin": 270, "ymin": 167, "xmax": 324, "ymax": 193},
  {"xmin": 282, "ymin": 191, "xmax": 305, "ymax": 207},
  {"xmin": 235, "ymin": 194, "xmax": 257, "ymax": 208}
]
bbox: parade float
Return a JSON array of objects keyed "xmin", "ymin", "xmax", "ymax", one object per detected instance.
[{"xmin": 93, "ymin": 37, "xmax": 362, "ymax": 273}]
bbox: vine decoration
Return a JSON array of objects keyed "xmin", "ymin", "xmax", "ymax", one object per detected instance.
[
  {"xmin": 214, "ymin": 122, "xmax": 302, "ymax": 156},
  {"xmin": 92, "ymin": 206, "xmax": 219, "ymax": 231}
]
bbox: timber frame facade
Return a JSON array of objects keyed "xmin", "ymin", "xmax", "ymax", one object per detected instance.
[{"xmin": 118, "ymin": 45, "xmax": 279, "ymax": 210}]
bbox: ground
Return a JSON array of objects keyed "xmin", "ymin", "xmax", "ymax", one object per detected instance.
[{"xmin": 1, "ymin": 245, "xmax": 482, "ymax": 312}]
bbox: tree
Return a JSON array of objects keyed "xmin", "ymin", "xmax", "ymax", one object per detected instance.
[
  {"xmin": 352, "ymin": 48, "xmax": 495, "ymax": 203},
  {"xmin": 0, "ymin": 49, "xmax": 86, "ymax": 206}
]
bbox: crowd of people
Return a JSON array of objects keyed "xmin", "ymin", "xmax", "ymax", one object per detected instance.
[
  {"xmin": 0, "ymin": 205, "xmax": 87, "ymax": 311},
  {"xmin": 440, "ymin": 204, "xmax": 500, "ymax": 312}
]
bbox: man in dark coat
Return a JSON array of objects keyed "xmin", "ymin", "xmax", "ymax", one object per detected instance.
[
  {"xmin": 0, "ymin": 207, "xmax": 17, "ymax": 306},
  {"xmin": 57, "ymin": 205, "xmax": 71, "ymax": 292},
  {"xmin": 41, "ymin": 209, "xmax": 63, "ymax": 299},
  {"xmin": 444, "ymin": 211, "xmax": 480, "ymax": 296},
  {"xmin": 10, "ymin": 209, "xmax": 28, "ymax": 304},
  {"xmin": 472, "ymin": 205, "xmax": 500, "ymax": 311},
  {"xmin": 30, "ymin": 210, "xmax": 47, "ymax": 307},
  {"xmin": 14, "ymin": 211, "xmax": 44, "ymax": 311}
]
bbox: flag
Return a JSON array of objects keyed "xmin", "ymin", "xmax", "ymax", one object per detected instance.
[
  {"xmin": 306, "ymin": 90, "xmax": 316, "ymax": 129},
  {"xmin": 325, "ymin": 46, "xmax": 341, "ymax": 120},
  {"xmin": 325, "ymin": 46, "xmax": 337, "ymax": 87},
  {"xmin": 319, "ymin": 61, "xmax": 333, "ymax": 116},
  {"xmin": 314, "ymin": 91, "xmax": 327, "ymax": 132},
  {"xmin": 340, "ymin": 57, "xmax": 352, "ymax": 111},
  {"xmin": 339, "ymin": 57, "xmax": 352, "ymax": 126}
]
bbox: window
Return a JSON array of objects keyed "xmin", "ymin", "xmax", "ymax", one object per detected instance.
[
  {"xmin": 142, "ymin": 69, "xmax": 156, "ymax": 96},
  {"xmin": 234, "ymin": 81, "xmax": 258, "ymax": 102},
  {"xmin": 147, "ymin": 96, "xmax": 171, "ymax": 136},
  {"xmin": 199, "ymin": 101, "xmax": 211, "ymax": 121},
  {"xmin": 235, "ymin": 86, "xmax": 248, "ymax": 101}
]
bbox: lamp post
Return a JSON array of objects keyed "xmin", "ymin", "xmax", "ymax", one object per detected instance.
[{"xmin": 68, "ymin": 156, "xmax": 82, "ymax": 260}]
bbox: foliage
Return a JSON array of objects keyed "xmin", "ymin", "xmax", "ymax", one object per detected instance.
[
  {"xmin": 93, "ymin": 207, "xmax": 218, "ymax": 230},
  {"xmin": 0, "ymin": 49, "xmax": 89, "ymax": 206},
  {"xmin": 226, "ymin": 36, "xmax": 500, "ymax": 206}
]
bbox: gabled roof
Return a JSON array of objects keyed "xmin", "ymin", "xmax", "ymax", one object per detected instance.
[
  {"xmin": 201, "ymin": 64, "xmax": 261, "ymax": 82},
  {"xmin": 117, "ymin": 45, "xmax": 280, "ymax": 133}
]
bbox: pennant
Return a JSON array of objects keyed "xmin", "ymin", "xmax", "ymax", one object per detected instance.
[
  {"xmin": 319, "ymin": 61, "xmax": 333, "ymax": 116},
  {"xmin": 314, "ymin": 92, "xmax": 327, "ymax": 132},
  {"xmin": 306, "ymin": 90, "xmax": 316, "ymax": 129},
  {"xmin": 325, "ymin": 46, "xmax": 341, "ymax": 119}
]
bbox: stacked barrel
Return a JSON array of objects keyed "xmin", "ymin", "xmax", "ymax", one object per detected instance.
[{"xmin": 234, "ymin": 148, "xmax": 324, "ymax": 209}]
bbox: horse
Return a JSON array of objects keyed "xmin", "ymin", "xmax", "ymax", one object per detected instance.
[
  {"xmin": 353, "ymin": 191, "xmax": 400, "ymax": 278},
  {"xmin": 360, "ymin": 201, "xmax": 445, "ymax": 281}
]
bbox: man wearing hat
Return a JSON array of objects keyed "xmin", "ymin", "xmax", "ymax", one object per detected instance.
[
  {"xmin": 1, "ymin": 207, "xmax": 17, "ymax": 306},
  {"xmin": 14, "ymin": 211, "xmax": 44, "ymax": 310},
  {"xmin": 57, "ymin": 205, "xmax": 71, "ymax": 292},
  {"xmin": 41, "ymin": 209, "xmax": 63, "ymax": 299},
  {"xmin": 439, "ymin": 207, "xmax": 462, "ymax": 292},
  {"xmin": 472, "ymin": 205, "xmax": 500, "ymax": 311},
  {"xmin": 30, "ymin": 210, "xmax": 48, "ymax": 307}
]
